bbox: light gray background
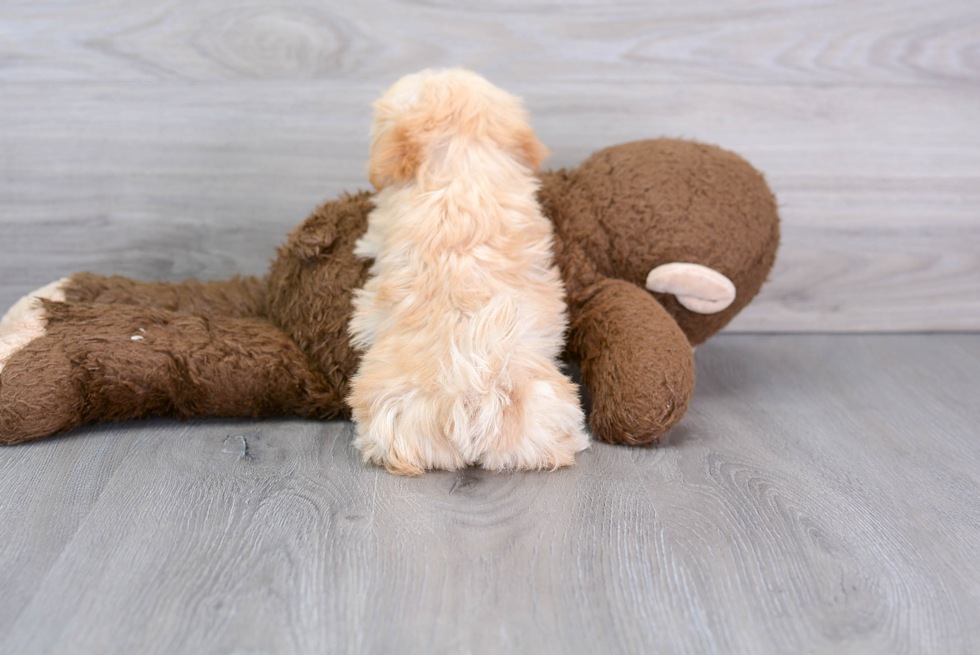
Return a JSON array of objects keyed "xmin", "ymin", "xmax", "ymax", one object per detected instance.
[
  {"xmin": 2, "ymin": 0, "xmax": 978, "ymax": 330},
  {"xmin": 1, "ymin": 2, "xmax": 979, "ymax": 654}
]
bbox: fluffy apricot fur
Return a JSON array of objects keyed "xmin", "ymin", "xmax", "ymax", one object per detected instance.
[{"xmin": 348, "ymin": 69, "xmax": 588, "ymax": 475}]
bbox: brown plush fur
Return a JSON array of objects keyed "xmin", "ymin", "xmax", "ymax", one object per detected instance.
[
  {"xmin": 65, "ymin": 273, "xmax": 269, "ymax": 319},
  {"xmin": 265, "ymin": 191, "xmax": 375, "ymax": 416},
  {"xmin": 0, "ymin": 302, "xmax": 336, "ymax": 443},
  {"xmin": 0, "ymin": 139, "xmax": 779, "ymax": 447},
  {"xmin": 539, "ymin": 139, "xmax": 779, "ymax": 347},
  {"xmin": 568, "ymin": 279, "xmax": 695, "ymax": 446}
]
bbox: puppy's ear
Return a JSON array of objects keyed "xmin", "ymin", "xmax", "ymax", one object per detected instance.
[
  {"xmin": 368, "ymin": 122, "xmax": 423, "ymax": 190},
  {"xmin": 511, "ymin": 125, "xmax": 550, "ymax": 173},
  {"xmin": 489, "ymin": 113, "xmax": 549, "ymax": 173}
]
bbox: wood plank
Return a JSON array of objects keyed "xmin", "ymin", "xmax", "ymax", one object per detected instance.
[
  {"xmin": 1, "ymin": 82, "xmax": 977, "ymax": 330},
  {"xmin": 1, "ymin": 334, "xmax": 979, "ymax": 653},
  {"xmin": 1, "ymin": 0, "xmax": 977, "ymax": 86},
  {"xmin": 0, "ymin": 427, "xmax": 140, "ymax": 629}
]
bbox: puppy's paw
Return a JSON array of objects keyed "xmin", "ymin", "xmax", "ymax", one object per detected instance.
[
  {"xmin": 0, "ymin": 278, "xmax": 69, "ymax": 373},
  {"xmin": 350, "ymin": 379, "xmax": 468, "ymax": 476},
  {"xmin": 480, "ymin": 372, "xmax": 589, "ymax": 472},
  {"xmin": 355, "ymin": 422, "xmax": 468, "ymax": 476}
]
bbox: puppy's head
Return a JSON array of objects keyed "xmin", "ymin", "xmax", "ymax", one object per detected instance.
[{"xmin": 367, "ymin": 68, "xmax": 549, "ymax": 189}]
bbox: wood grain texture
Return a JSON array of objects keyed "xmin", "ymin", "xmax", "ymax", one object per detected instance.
[
  {"xmin": 1, "ymin": 334, "xmax": 978, "ymax": 654},
  {"xmin": 2, "ymin": 1, "xmax": 979, "ymax": 330},
  {"xmin": 1, "ymin": 0, "xmax": 978, "ymax": 85}
]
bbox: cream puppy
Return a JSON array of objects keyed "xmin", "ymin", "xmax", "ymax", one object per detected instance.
[{"xmin": 348, "ymin": 69, "xmax": 588, "ymax": 475}]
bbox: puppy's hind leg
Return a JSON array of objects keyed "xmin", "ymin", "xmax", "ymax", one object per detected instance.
[
  {"xmin": 350, "ymin": 368, "xmax": 468, "ymax": 475},
  {"xmin": 479, "ymin": 362, "xmax": 589, "ymax": 472}
]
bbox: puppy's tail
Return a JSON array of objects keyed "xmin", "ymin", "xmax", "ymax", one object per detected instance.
[
  {"xmin": 440, "ymin": 294, "xmax": 526, "ymax": 455},
  {"xmin": 457, "ymin": 293, "xmax": 524, "ymax": 385}
]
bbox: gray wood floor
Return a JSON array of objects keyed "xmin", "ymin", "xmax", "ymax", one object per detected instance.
[
  {"xmin": 1, "ymin": 334, "xmax": 978, "ymax": 654},
  {"xmin": 1, "ymin": 0, "xmax": 979, "ymax": 331}
]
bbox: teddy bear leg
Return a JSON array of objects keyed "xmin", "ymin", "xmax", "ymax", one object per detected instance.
[
  {"xmin": 62, "ymin": 272, "xmax": 268, "ymax": 318},
  {"xmin": 0, "ymin": 301, "xmax": 341, "ymax": 444},
  {"xmin": 1, "ymin": 274, "xmax": 268, "ymax": 348},
  {"xmin": 0, "ymin": 335, "xmax": 86, "ymax": 443},
  {"xmin": 569, "ymin": 278, "xmax": 696, "ymax": 446}
]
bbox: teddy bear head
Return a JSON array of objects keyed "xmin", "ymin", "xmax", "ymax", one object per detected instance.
[{"xmin": 539, "ymin": 139, "xmax": 780, "ymax": 346}]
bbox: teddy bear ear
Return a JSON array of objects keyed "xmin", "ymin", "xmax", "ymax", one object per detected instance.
[
  {"xmin": 645, "ymin": 262, "xmax": 737, "ymax": 314},
  {"xmin": 367, "ymin": 122, "xmax": 424, "ymax": 190}
]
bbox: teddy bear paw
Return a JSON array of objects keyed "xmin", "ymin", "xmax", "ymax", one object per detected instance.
[{"xmin": 0, "ymin": 278, "xmax": 69, "ymax": 374}]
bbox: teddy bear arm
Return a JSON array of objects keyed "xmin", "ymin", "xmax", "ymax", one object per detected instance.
[{"xmin": 568, "ymin": 278, "xmax": 695, "ymax": 446}]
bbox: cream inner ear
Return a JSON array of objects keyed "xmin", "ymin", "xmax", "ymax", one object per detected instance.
[{"xmin": 645, "ymin": 263, "xmax": 736, "ymax": 314}]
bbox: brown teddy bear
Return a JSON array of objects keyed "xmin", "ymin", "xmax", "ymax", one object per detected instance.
[{"xmin": 0, "ymin": 138, "xmax": 778, "ymax": 447}]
